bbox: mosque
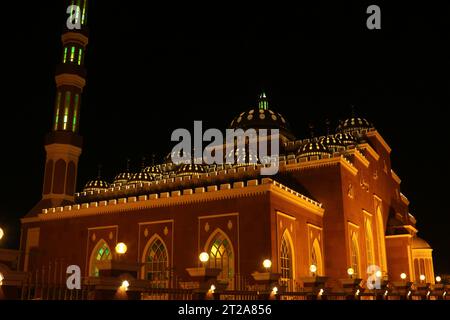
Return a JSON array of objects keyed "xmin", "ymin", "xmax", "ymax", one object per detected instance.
[{"xmin": 17, "ymin": 0, "xmax": 435, "ymax": 292}]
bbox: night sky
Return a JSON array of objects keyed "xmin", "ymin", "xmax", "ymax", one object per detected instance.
[{"xmin": 1, "ymin": 1, "xmax": 448, "ymax": 273}]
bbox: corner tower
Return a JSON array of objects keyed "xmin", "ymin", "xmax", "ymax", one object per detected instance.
[{"xmin": 27, "ymin": 0, "xmax": 89, "ymax": 216}]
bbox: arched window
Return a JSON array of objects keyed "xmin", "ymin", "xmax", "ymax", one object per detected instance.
[
  {"xmin": 144, "ymin": 236, "xmax": 169, "ymax": 285},
  {"xmin": 365, "ymin": 219, "xmax": 375, "ymax": 266},
  {"xmin": 206, "ymin": 229, "xmax": 234, "ymax": 287},
  {"xmin": 350, "ymin": 234, "xmax": 360, "ymax": 276},
  {"xmin": 280, "ymin": 231, "xmax": 294, "ymax": 280},
  {"xmin": 311, "ymin": 239, "xmax": 323, "ymax": 276},
  {"xmin": 89, "ymin": 240, "xmax": 112, "ymax": 277},
  {"xmin": 376, "ymin": 205, "xmax": 387, "ymax": 272}
]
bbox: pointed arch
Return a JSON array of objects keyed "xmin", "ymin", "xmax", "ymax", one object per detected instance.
[
  {"xmin": 204, "ymin": 228, "xmax": 235, "ymax": 288},
  {"xmin": 350, "ymin": 233, "xmax": 361, "ymax": 276},
  {"xmin": 141, "ymin": 234, "xmax": 169, "ymax": 284},
  {"xmin": 89, "ymin": 239, "xmax": 112, "ymax": 277},
  {"xmin": 376, "ymin": 206, "xmax": 387, "ymax": 272},
  {"xmin": 311, "ymin": 239, "xmax": 323, "ymax": 276},
  {"xmin": 280, "ymin": 230, "xmax": 295, "ymax": 280},
  {"xmin": 365, "ymin": 218, "xmax": 375, "ymax": 266}
]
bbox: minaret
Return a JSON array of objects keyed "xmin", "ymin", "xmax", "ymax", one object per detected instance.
[{"xmin": 30, "ymin": 1, "xmax": 89, "ymax": 215}]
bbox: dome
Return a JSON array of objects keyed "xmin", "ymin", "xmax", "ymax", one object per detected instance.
[
  {"xmin": 113, "ymin": 172, "xmax": 132, "ymax": 185},
  {"xmin": 226, "ymin": 145, "xmax": 259, "ymax": 166},
  {"xmin": 319, "ymin": 135, "xmax": 344, "ymax": 150},
  {"xmin": 143, "ymin": 164, "xmax": 162, "ymax": 178},
  {"xmin": 176, "ymin": 163, "xmax": 206, "ymax": 176},
  {"xmin": 83, "ymin": 178, "xmax": 109, "ymax": 193},
  {"xmin": 412, "ymin": 237, "xmax": 431, "ymax": 249},
  {"xmin": 297, "ymin": 141, "xmax": 331, "ymax": 158},
  {"xmin": 338, "ymin": 117, "xmax": 373, "ymax": 133},
  {"xmin": 127, "ymin": 171, "xmax": 154, "ymax": 185},
  {"xmin": 334, "ymin": 132, "xmax": 356, "ymax": 146},
  {"xmin": 113, "ymin": 159, "xmax": 132, "ymax": 186},
  {"xmin": 229, "ymin": 92, "xmax": 295, "ymax": 140}
]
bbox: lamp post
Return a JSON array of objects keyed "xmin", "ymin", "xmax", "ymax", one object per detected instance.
[
  {"xmin": 263, "ymin": 259, "xmax": 272, "ymax": 272},
  {"xmin": 347, "ymin": 268, "xmax": 354, "ymax": 279},
  {"xmin": 199, "ymin": 252, "xmax": 209, "ymax": 268},
  {"xmin": 310, "ymin": 264, "xmax": 317, "ymax": 277}
]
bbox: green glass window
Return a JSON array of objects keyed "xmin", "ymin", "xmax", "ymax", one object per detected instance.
[
  {"xmin": 78, "ymin": 48, "xmax": 83, "ymax": 65},
  {"xmin": 70, "ymin": 46, "xmax": 75, "ymax": 62},
  {"xmin": 54, "ymin": 92, "xmax": 62, "ymax": 130},
  {"xmin": 92, "ymin": 242, "xmax": 112, "ymax": 277},
  {"xmin": 63, "ymin": 92, "xmax": 71, "ymax": 130},
  {"xmin": 81, "ymin": 0, "xmax": 87, "ymax": 25},
  {"xmin": 73, "ymin": 94, "xmax": 79, "ymax": 132},
  {"xmin": 63, "ymin": 47, "xmax": 68, "ymax": 63}
]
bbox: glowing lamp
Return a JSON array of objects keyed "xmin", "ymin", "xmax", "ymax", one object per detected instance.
[
  {"xmin": 209, "ymin": 284, "xmax": 216, "ymax": 293},
  {"xmin": 0, "ymin": 227, "xmax": 4, "ymax": 240},
  {"xmin": 347, "ymin": 268, "xmax": 354, "ymax": 277},
  {"xmin": 263, "ymin": 259, "xmax": 272, "ymax": 271},
  {"xmin": 115, "ymin": 242, "xmax": 127, "ymax": 255},
  {"xmin": 309, "ymin": 264, "xmax": 317, "ymax": 274},
  {"xmin": 375, "ymin": 271, "xmax": 382, "ymax": 278},
  {"xmin": 436, "ymin": 276, "xmax": 442, "ymax": 283},
  {"xmin": 0, "ymin": 272, "xmax": 3, "ymax": 286},
  {"xmin": 272, "ymin": 286, "xmax": 278, "ymax": 294},
  {"xmin": 120, "ymin": 280, "xmax": 130, "ymax": 291},
  {"xmin": 400, "ymin": 273, "xmax": 407, "ymax": 280},
  {"xmin": 199, "ymin": 252, "xmax": 209, "ymax": 263},
  {"xmin": 420, "ymin": 274, "xmax": 426, "ymax": 282}
]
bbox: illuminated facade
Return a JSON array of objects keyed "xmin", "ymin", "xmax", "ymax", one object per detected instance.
[{"xmin": 19, "ymin": 1, "xmax": 436, "ymax": 291}]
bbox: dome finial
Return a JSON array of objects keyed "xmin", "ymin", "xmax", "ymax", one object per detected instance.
[
  {"xmin": 325, "ymin": 118, "xmax": 331, "ymax": 135},
  {"xmin": 151, "ymin": 153, "xmax": 156, "ymax": 166},
  {"xmin": 141, "ymin": 156, "xmax": 146, "ymax": 170},
  {"xmin": 308, "ymin": 122, "xmax": 315, "ymax": 138},
  {"xmin": 351, "ymin": 105, "xmax": 356, "ymax": 117},
  {"xmin": 126, "ymin": 158, "xmax": 131, "ymax": 172},
  {"xmin": 97, "ymin": 164, "xmax": 103, "ymax": 179},
  {"xmin": 258, "ymin": 91, "xmax": 269, "ymax": 110}
]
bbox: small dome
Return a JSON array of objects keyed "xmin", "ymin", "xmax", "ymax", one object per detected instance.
[
  {"xmin": 230, "ymin": 92, "xmax": 295, "ymax": 140},
  {"xmin": 127, "ymin": 171, "xmax": 154, "ymax": 184},
  {"xmin": 338, "ymin": 117, "xmax": 373, "ymax": 133},
  {"xmin": 83, "ymin": 178, "xmax": 109, "ymax": 193},
  {"xmin": 334, "ymin": 132, "xmax": 356, "ymax": 146},
  {"xmin": 176, "ymin": 163, "xmax": 206, "ymax": 176},
  {"xmin": 143, "ymin": 164, "xmax": 162, "ymax": 178},
  {"xmin": 319, "ymin": 135, "xmax": 344, "ymax": 150},
  {"xmin": 113, "ymin": 172, "xmax": 132, "ymax": 185},
  {"xmin": 412, "ymin": 237, "xmax": 431, "ymax": 249},
  {"xmin": 113, "ymin": 159, "xmax": 132, "ymax": 186},
  {"xmin": 298, "ymin": 141, "xmax": 331, "ymax": 158},
  {"xmin": 226, "ymin": 145, "xmax": 259, "ymax": 166}
]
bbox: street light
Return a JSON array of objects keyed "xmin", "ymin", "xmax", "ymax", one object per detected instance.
[
  {"xmin": 436, "ymin": 276, "xmax": 442, "ymax": 283},
  {"xmin": 0, "ymin": 227, "xmax": 4, "ymax": 241},
  {"xmin": 115, "ymin": 242, "xmax": 128, "ymax": 255},
  {"xmin": 347, "ymin": 268, "xmax": 354, "ymax": 279},
  {"xmin": 120, "ymin": 280, "xmax": 130, "ymax": 291},
  {"xmin": 375, "ymin": 270, "xmax": 382, "ymax": 278},
  {"xmin": 0, "ymin": 272, "xmax": 4, "ymax": 286},
  {"xmin": 263, "ymin": 259, "xmax": 272, "ymax": 272},
  {"xmin": 309, "ymin": 264, "xmax": 317, "ymax": 277},
  {"xmin": 400, "ymin": 273, "xmax": 407, "ymax": 280},
  {"xmin": 199, "ymin": 252, "xmax": 209, "ymax": 267},
  {"xmin": 420, "ymin": 274, "xmax": 426, "ymax": 283}
]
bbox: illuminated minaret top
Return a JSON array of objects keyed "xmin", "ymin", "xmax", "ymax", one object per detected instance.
[
  {"xmin": 53, "ymin": 0, "xmax": 89, "ymax": 133},
  {"xmin": 29, "ymin": 0, "xmax": 90, "ymax": 213}
]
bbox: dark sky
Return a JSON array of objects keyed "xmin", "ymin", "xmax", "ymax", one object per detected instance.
[{"xmin": 0, "ymin": 1, "xmax": 448, "ymax": 273}]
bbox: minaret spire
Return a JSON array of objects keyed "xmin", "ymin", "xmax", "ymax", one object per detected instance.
[
  {"xmin": 258, "ymin": 91, "xmax": 269, "ymax": 110},
  {"xmin": 32, "ymin": 0, "xmax": 90, "ymax": 214}
]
